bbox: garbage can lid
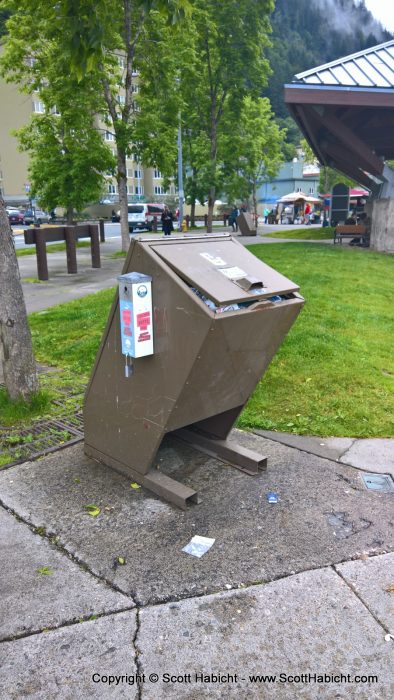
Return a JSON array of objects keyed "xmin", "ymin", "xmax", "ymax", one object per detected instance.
[{"xmin": 151, "ymin": 238, "xmax": 299, "ymax": 305}]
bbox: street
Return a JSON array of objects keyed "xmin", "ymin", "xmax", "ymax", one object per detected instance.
[{"xmin": 11, "ymin": 220, "xmax": 324, "ymax": 250}]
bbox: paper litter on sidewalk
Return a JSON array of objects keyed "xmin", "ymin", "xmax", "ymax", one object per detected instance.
[{"xmin": 182, "ymin": 535, "xmax": 215, "ymax": 558}]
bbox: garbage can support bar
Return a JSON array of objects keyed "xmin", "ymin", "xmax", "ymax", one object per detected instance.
[{"xmin": 175, "ymin": 428, "xmax": 267, "ymax": 475}]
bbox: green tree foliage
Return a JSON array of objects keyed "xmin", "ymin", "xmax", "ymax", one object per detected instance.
[
  {"xmin": 319, "ymin": 166, "xmax": 356, "ymax": 193},
  {"xmin": 1, "ymin": 4, "xmax": 115, "ymax": 221},
  {"xmin": 0, "ymin": 7, "xmax": 11, "ymax": 37},
  {"xmin": 179, "ymin": 0, "xmax": 274, "ymax": 230},
  {"xmin": 221, "ymin": 96, "xmax": 285, "ymax": 223},
  {"xmin": 1, "ymin": 0, "xmax": 186, "ymax": 250},
  {"xmin": 17, "ymin": 113, "xmax": 115, "ymax": 221}
]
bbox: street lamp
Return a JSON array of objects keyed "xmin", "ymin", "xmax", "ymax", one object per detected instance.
[{"xmin": 177, "ymin": 119, "xmax": 184, "ymax": 231}]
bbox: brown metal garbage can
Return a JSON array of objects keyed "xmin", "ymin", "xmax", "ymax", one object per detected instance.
[
  {"xmin": 84, "ymin": 234, "xmax": 304, "ymax": 508},
  {"xmin": 237, "ymin": 211, "xmax": 257, "ymax": 236}
]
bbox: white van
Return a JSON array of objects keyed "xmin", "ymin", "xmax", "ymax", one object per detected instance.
[{"xmin": 127, "ymin": 203, "xmax": 165, "ymax": 232}]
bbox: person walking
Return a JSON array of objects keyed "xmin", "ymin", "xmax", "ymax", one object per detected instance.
[
  {"xmin": 161, "ymin": 205, "xmax": 174, "ymax": 236},
  {"xmin": 229, "ymin": 206, "xmax": 240, "ymax": 233},
  {"xmin": 263, "ymin": 207, "xmax": 270, "ymax": 224}
]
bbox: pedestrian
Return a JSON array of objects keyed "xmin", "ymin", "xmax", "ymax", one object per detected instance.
[
  {"xmin": 304, "ymin": 202, "xmax": 311, "ymax": 225},
  {"xmin": 161, "ymin": 205, "xmax": 174, "ymax": 236},
  {"xmin": 228, "ymin": 206, "xmax": 239, "ymax": 232},
  {"xmin": 263, "ymin": 207, "xmax": 270, "ymax": 224}
]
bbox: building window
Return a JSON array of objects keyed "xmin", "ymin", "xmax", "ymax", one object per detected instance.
[
  {"xmin": 135, "ymin": 185, "xmax": 144, "ymax": 195},
  {"xmin": 108, "ymin": 183, "xmax": 117, "ymax": 194},
  {"xmin": 118, "ymin": 57, "xmax": 125, "ymax": 69},
  {"xmin": 134, "ymin": 169, "xmax": 142, "ymax": 179},
  {"xmin": 132, "ymin": 100, "xmax": 141, "ymax": 112},
  {"xmin": 154, "ymin": 185, "xmax": 165, "ymax": 195},
  {"xmin": 117, "ymin": 94, "xmax": 125, "ymax": 105},
  {"xmin": 50, "ymin": 105, "xmax": 60, "ymax": 115},
  {"xmin": 105, "ymin": 131, "xmax": 115, "ymax": 141},
  {"xmin": 154, "ymin": 169, "xmax": 162, "ymax": 179},
  {"xmin": 131, "ymin": 83, "xmax": 139, "ymax": 93},
  {"xmin": 32, "ymin": 100, "xmax": 45, "ymax": 113},
  {"xmin": 127, "ymin": 185, "xmax": 134, "ymax": 195}
]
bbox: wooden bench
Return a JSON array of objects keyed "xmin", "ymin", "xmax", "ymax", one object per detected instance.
[{"xmin": 334, "ymin": 224, "xmax": 367, "ymax": 245}]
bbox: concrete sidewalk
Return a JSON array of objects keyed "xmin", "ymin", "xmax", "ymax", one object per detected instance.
[
  {"xmin": 0, "ymin": 230, "xmax": 392, "ymax": 698},
  {"xmin": 0, "ymin": 432, "xmax": 393, "ymax": 698}
]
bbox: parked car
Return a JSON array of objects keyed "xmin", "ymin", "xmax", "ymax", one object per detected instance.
[
  {"xmin": 24, "ymin": 209, "xmax": 51, "ymax": 225},
  {"xmin": 122, "ymin": 203, "xmax": 165, "ymax": 232},
  {"xmin": 8, "ymin": 209, "xmax": 25, "ymax": 225}
]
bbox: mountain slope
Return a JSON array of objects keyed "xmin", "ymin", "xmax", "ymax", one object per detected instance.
[{"xmin": 266, "ymin": 0, "xmax": 392, "ymax": 120}]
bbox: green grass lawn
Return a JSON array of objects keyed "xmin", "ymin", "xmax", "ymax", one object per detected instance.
[
  {"xmin": 16, "ymin": 241, "xmax": 92, "ymax": 257},
  {"xmin": 2, "ymin": 243, "xmax": 393, "ymax": 439},
  {"xmin": 265, "ymin": 227, "xmax": 334, "ymax": 240},
  {"xmin": 239, "ymin": 243, "xmax": 394, "ymax": 437}
]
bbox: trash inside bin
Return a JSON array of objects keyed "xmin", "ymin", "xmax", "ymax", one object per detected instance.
[{"xmin": 84, "ymin": 234, "xmax": 304, "ymax": 508}]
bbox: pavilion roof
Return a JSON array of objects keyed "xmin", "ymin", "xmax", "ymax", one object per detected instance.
[{"xmin": 293, "ymin": 40, "xmax": 394, "ymax": 90}]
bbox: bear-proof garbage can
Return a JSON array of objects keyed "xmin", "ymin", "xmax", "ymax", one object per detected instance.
[{"xmin": 84, "ymin": 234, "xmax": 304, "ymax": 508}]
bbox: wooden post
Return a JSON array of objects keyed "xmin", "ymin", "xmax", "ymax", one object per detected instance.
[
  {"xmin": 152, "ymin": 217, "xmax": 158, "ymax": 232},
  {"xmin": 35, "ymin": 229, "xmax": 49, "ymax": 281},
  {"xmin": 64, "ymin": 225, "xmax": 77, "ymax": 274},
  {"xmin": 89, "ymin": 224, "xmax": 101, "ymax": 268},
  {"xmin": 99, "ymin": 219, "xmax": 105, "ymax": 242}
]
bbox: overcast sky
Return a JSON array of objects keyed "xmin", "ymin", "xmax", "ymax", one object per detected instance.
[{"xmin": 364, "ymin": 0, "xmax": 394, "ymax": 32}]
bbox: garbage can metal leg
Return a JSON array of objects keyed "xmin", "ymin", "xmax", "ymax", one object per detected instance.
[{"xmin": 175, "ymin": 428, "xmax": 267, "ymax": 475}]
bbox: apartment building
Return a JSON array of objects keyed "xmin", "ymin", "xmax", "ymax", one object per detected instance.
[
  {"xmin": 0, "ymin": 65, "xmax": 174, "ymax": 207},
  {"xmin": 0, "ymin": 77, "xmax": 31, "ymax": 204}
]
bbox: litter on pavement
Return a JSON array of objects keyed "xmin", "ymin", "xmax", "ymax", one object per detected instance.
[{"xmin": 182, "ymin": 535, "xmax": 215, "ymax": 558}]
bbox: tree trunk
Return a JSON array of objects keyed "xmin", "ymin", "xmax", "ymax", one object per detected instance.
[
  {"xmin": 0, "ymin": 198, "xmax": 38, "ymax": 401},
  {"xmin": 207, "ymin": 190, "xmax": 215, "ymax": 233},
  {"xmin": 66, "ymin": 205, "xmax": 74, "ymax": 225},
  {"xmin": 190, "ymin": 198, "xmax": 196, "ymax": 227},
  {"xmin": 252, "ymin": 182, "xmax": 258, "ymax": 229},
  {"xmin": 117, "ymin": 149, "xmax": 130, "ymax": 253}
]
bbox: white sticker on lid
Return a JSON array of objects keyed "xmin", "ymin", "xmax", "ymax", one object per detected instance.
[
  {"xmin": 218, "ymin": 266, "xmax": 247, "ymax": 280},
  {"xmin": 200, "ymin": 252, "xmax": 227, "ymax": 266}
]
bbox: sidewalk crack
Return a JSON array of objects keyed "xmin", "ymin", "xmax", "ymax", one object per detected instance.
[
  {"xmin": 0, "ymin": 607, "xmax": 135, "ymax": 644},
  {"xmin": 133, "ymin": 607, "xmax": 143, "ymax": 700},
  {"xmin": 0, "ymin": 499, "xmax": 136, "ymax": 605},
  {"xmin": 332, "ymin": 564, "xmax": 390, "ymax": 634}
]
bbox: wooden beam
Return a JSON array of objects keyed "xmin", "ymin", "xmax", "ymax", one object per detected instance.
[
  {"xmin": 284, "ymin": 85, "xmax": 394, "ymax": 108},
  {"xmin": 319, "ymin": 109, "xmax": 384, "ymax": 176},
  {"xmin": 296, "ymin": 105, "xmax": 326, "ymax": 164},
  {"xmin": 324, "ymin": 147, "xmax": 379, "ymax": 190}
]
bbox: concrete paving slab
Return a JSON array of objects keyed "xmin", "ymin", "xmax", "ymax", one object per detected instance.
[
  {"xmin": 340, "ymin": 439, "xmax": 394, "ymax": 478},
  {"xmin": 336, "ymin": 553, "xmax": 394, "ymax": 630},
  {"xmin": 137, "ymin": 567, "xmax": 393, "ymax": 699},
  {"xmin": 0, "ymin": 507, "xmax": 133, "ymax": 640},
  {"xmin": 254, "ymin": 429, "xmax": 354, "ymax": 461},
  {"xmin": 0, "ymin": 611, "xmax": 138, "ymax": 699},
  {"xmin": 0, "ymin": 432, "xmax": 392, "ymax": 606}
]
